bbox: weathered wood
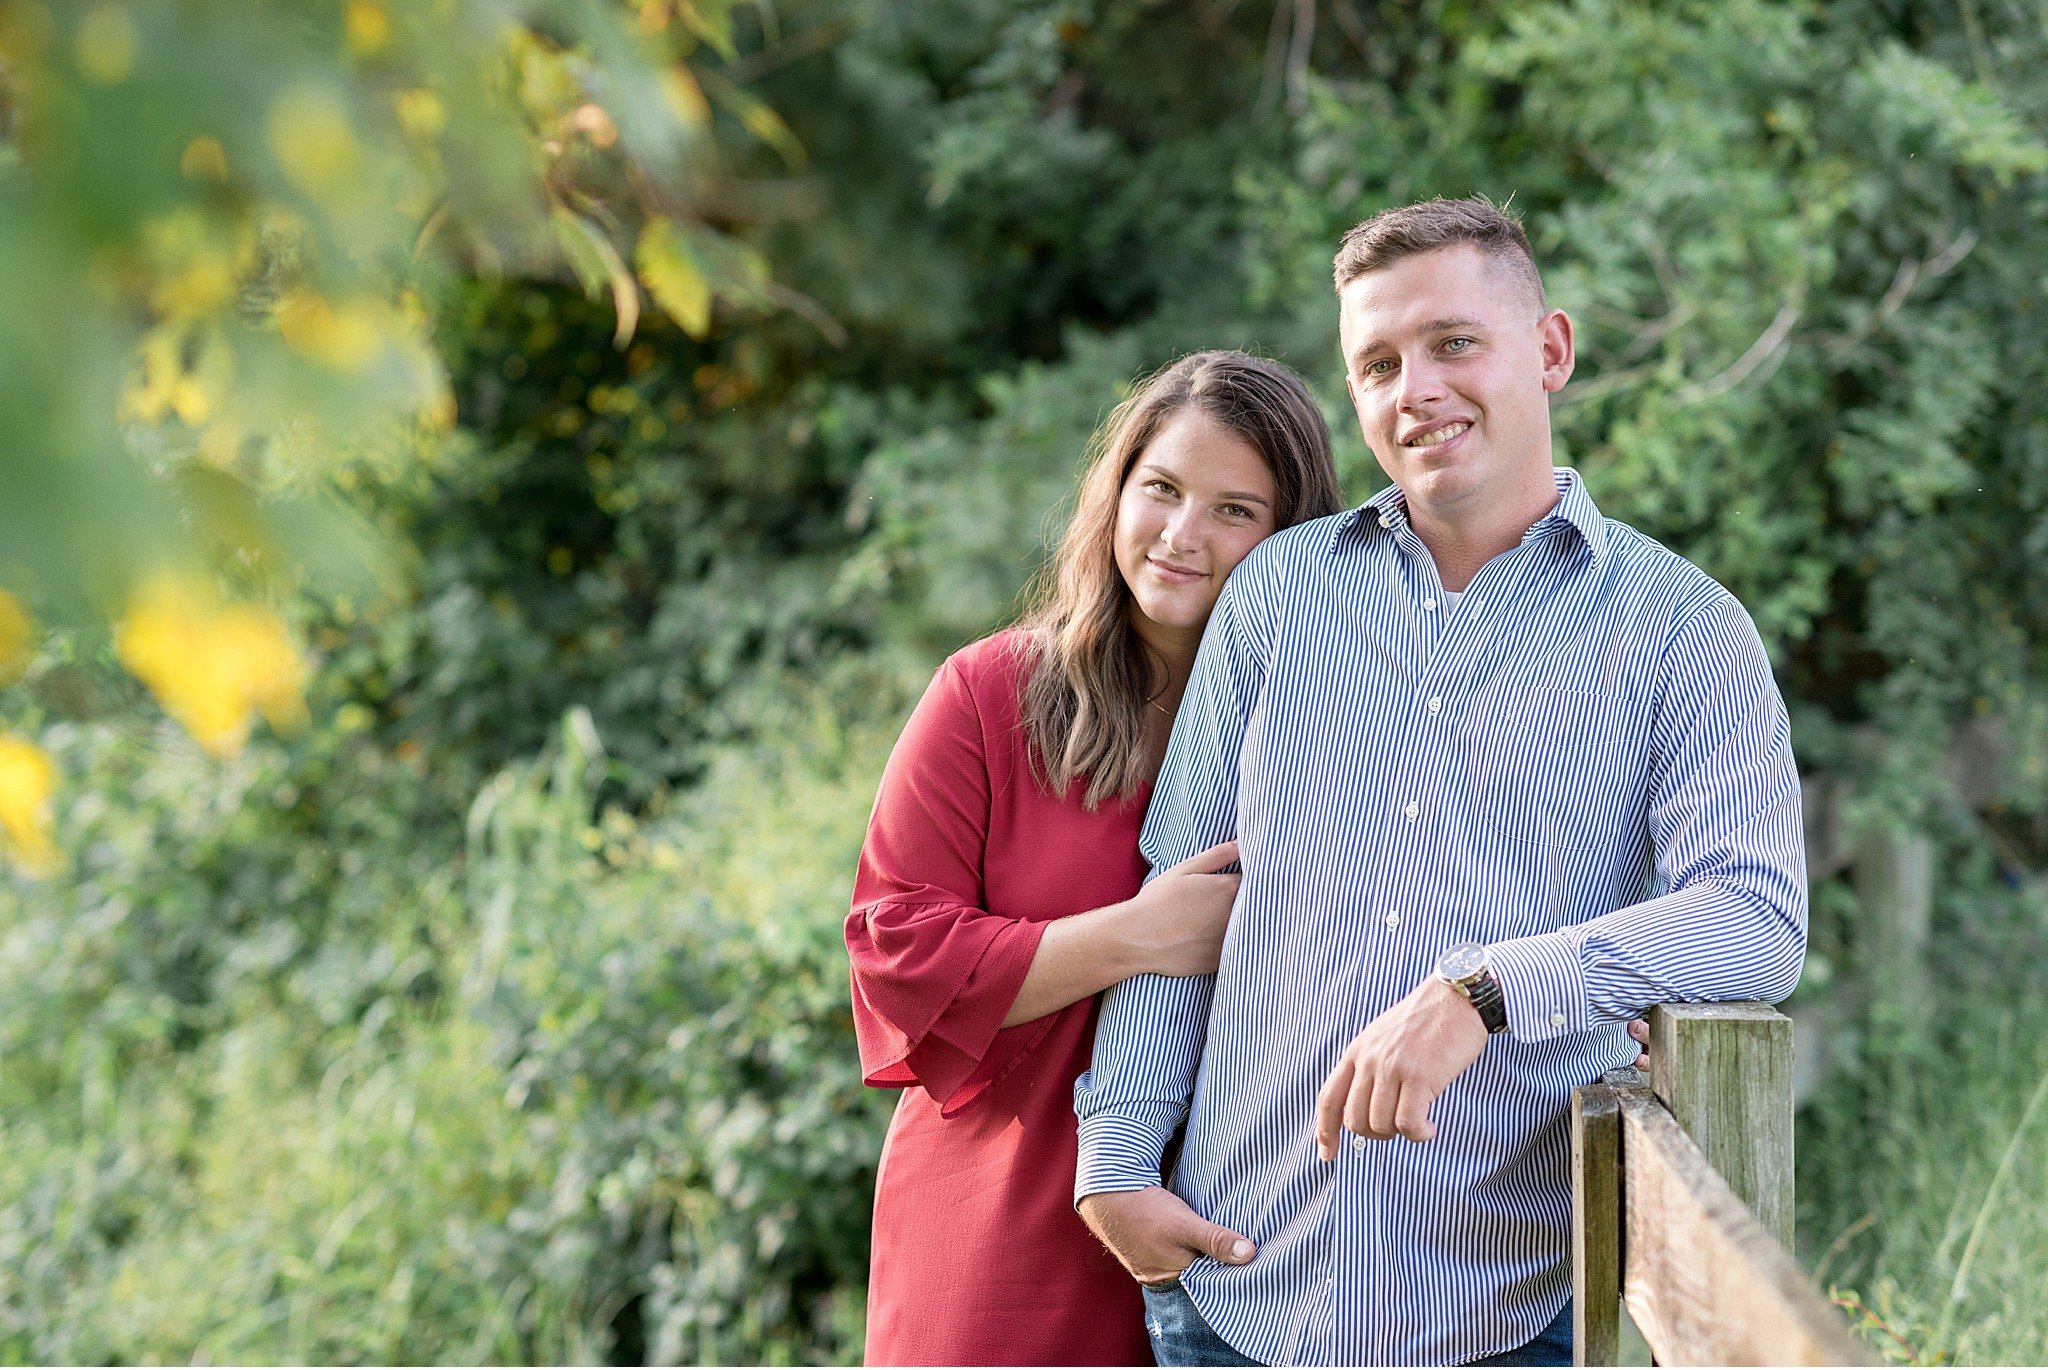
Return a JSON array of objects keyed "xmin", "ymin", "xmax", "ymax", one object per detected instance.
[
  {"xmin": 1618, "ymin": 1090, "xmax": 1875, "ymax": 1366},
  {"xmin": 1571, "ymin": 1076, "xmax": 1623, "ymax": 1367},
  {"xmin": 1646, "ymin": 1002, "xmax": 1794, "ymax": 1249}
]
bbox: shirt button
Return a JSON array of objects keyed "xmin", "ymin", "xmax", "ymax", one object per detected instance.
[
  {"xmin": 1403, "ymin": 800, "xmax": 1419, "ymax": 820},
  {"xmin": 1426, "ymin": 696, "xmax": 1441, "ymax": 714},
  {"xmin": 1383, "ymin": 910, "xmax": 1400, "ymax": 929},
  {"xmin": 1550, "ymin": 1011, "xmax": 1567, "ymax": 1028},
  {"xmin": 1378, "ymin": 512, "xmax": 1396, "ymax": 528},
  {"xmin": 1422, "ymin": 597, "xmax": 1438, "ymax": 611},
  {"xmin": 1351, "ymin": 1135, "xmax": 1366, "ymax": 1152}
]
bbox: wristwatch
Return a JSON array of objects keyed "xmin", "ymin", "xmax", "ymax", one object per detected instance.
[{"xmin": 1435, "ymin": 941, "xmax": 1508, "ymax": 1035}]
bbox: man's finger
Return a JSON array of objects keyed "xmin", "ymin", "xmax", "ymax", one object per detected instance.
[
  {"xmin": 1184, "ymin": 1217, "xmax": 1257, "ymax": 1265},
  {"xmin": 1361, "ymin": 1063, "xmax": 1399, "ymax": 1140},
  {"xmin": 1393, "ymin": 1078, "xmax": 1437, "ymax": 1143},
  {"xmin": 1314, "ymin": 1053, "xmax": 1355, "ymax": 1160}
]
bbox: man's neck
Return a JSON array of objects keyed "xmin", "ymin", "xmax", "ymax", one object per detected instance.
[{"xmin": 1406, "ymin": 468, "xmax": 1560, "ymax": 593}]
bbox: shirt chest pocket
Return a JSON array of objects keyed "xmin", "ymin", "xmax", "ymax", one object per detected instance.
[{"xmin": 1464, "ymin": 686, "xmax": 1648, "ymax": 851}]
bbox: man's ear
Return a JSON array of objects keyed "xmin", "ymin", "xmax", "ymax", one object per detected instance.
[{"xmin": 1538, "ymin": 309, "xmax": 1575, "ymax": 393}]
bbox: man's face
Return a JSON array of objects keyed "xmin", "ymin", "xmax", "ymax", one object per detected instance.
[{"xmin": 1338, "ymin": 244, "xmax": 1573, "ymax": 518}]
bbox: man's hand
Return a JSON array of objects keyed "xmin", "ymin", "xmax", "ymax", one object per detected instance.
[
  {"xmin": 1314, "ymin": 974, "xmax": 1489, "ymax": 1158},
  {"xmin": 1077, "ymin": 1186, "xmax": 1256, "ymax": 1287}
]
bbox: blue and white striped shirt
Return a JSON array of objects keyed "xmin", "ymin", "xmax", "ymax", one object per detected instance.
[{"xmin": 1074, "ymin": 468, "xmax": 1805, "ymax": 1366}]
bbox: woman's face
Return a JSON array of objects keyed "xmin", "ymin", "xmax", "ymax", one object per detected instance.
[{"xmin": 1113, "ymin": 407, "xmax": 1280, "ymax": 648}]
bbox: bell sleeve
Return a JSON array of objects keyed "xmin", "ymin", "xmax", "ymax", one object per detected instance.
[{"xmin": 845, "ymin": 654, "xmax": 1051, "ymax": 1114}]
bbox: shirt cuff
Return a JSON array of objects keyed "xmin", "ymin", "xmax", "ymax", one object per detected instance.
[
  {"xmin": 1074, "ymin": 1101, "xmax": 1186, "ymax": 1205},
  {"xmin": 1487, "ymin": 931, "xmax": 1589, "ymax": 1042}
]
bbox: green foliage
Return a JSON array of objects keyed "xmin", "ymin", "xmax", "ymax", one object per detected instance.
[
  {"xmin": 6, "ymin": 0, "xmax": 2048, "ymax": 1363},
  {"xmin": 0, "ymin": 678, "xmax": 903, "ymax": 1364}
]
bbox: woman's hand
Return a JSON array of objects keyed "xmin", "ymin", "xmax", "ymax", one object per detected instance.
[{"xmin": 1117, "ymin": 840, "xmax": 1241, "ymax": 978}]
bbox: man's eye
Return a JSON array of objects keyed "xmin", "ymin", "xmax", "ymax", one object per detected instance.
[
  {"xmin": 1366, "ymin": 358, "xmax": 1395, "ymax": 377},
  {"xmin": 1443, "ymin": 337, "xmax": 1471, "ymax": 353}
]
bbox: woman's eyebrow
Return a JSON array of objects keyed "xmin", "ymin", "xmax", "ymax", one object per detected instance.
[{"xmin": 1138, "ymin": 463, "xmax": 1269, "ymax": 507}]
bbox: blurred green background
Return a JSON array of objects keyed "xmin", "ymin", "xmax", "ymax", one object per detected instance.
[{"xmin": 1, "ymin": 0, "xmax": 2046, "ymax": 1363}]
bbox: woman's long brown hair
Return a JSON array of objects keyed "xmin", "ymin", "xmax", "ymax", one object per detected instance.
[{"xmin": 1016, "ymin": 350, "xmax": 1343, "ymax": 807}]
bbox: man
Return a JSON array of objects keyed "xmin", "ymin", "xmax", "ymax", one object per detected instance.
[{"xmin": 1073, "ymin": 197, "xmax": 1806, "ymax": 1366}]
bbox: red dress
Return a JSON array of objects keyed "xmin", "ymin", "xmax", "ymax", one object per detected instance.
[{"xmin": 846, "ymin": 629, "xmax": 1153, "ymax": 1367}]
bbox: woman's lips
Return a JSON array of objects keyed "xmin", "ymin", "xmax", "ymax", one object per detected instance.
[{"xmin": 1147, "ymin": 558, "xmax": 1206, "ymax": 584}]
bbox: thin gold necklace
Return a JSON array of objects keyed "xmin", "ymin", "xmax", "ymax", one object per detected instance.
[{"xmin": 1147, "ymin": 696, "xmax": 1175, "ymax": 718}]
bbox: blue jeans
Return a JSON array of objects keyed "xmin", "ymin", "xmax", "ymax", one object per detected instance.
[{"xmin": 1140, "ymin": 1281, "xmax": 1573, "ymax": 1368}]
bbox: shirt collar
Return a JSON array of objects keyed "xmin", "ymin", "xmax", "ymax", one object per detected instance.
[{"xmin": 1331, "ymin": 467, "xmax": 1609, "ymax": 563}]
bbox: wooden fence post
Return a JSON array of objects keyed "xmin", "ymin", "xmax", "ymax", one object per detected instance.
[
  {"xmin": 1646, "ymin": 1002, "xmax": 1795, "ymax": 1249},
  {"xmin": 1571, "ymin": 1072, "xmax": 1625, "ymax": 1367}
]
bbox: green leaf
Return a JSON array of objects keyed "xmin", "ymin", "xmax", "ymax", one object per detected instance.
[
  {"xmin": 634, "ymin": 217, "xmax": 711, "ymax": 339},
  {"xmin": 551, "ymin": 207, "xmax": 640, "ymax": 348}
]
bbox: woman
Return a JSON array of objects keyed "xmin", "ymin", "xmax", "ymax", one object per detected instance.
[{"xmin": 845, "ymin": 351, "xmax": 1344, "ymax": 1366}]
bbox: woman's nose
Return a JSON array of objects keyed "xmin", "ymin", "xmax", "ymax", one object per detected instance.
[{"xmin": 1160, "ymin": 508, "xmax": 1200, "ymax": 552}]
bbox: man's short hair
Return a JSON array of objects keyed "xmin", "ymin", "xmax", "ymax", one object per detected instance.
[{"xmin": 1332, "ymin": 195, "xmax": 1546, "ymax": 314}]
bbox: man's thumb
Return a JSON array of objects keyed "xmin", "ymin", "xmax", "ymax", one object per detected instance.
[{"xmin": 1194, "ymin": 1220, "xmax": 1256, "ymax": 1265}]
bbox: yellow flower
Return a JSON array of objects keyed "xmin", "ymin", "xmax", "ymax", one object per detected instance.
[
  {"xmin": 268, "ymin": 86, "xmax": 365, "ymax": 202},
  {"xmin": 275, "ymin": 290, "xmax": 384, "ymax": 373},
  {"xmin": 345, "ymin": 0, "xmax": 390, "ymax": 55},
  {"xmin": 0, "ymin": 590, "xmax": 32, "ymax": 685},
  {"xmin": 0, "ymin": 735, "xmax": 58, "ymax": 876},
  {"xmin": 115, "ymin": 574, "xmax": 309, "ymax": 756}
]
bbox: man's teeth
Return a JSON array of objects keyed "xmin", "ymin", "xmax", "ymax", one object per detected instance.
[{"xmin": 1409, "ymin": 422, "xmax": 1469, "ymax": 448}]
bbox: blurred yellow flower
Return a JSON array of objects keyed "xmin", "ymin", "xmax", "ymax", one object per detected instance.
[
  {"xmin": 75, "ymin": 5, "xmax": 138, "ymax": 85},
  {"xmin": 0, "ymin": 735, "xmax": 58, "ymax": 876},
  {"xmin": 180, "ymin": 134, "xmax": 230, "ymax": 182},
  {"xmin": 115, "ymin": 575, "xmax": 309, "ymax": 756},
  {"xmin": 345, "ymin": 0, "xmax": 391, "ymax": 55},
  {"xmin": 394, "ymin": 89, "xmax": 445, "ymax": 143},
  {"xmin": 268, "ymin": 87, "xmax": 365, "ymax": 201},
  {"xmin": 275, "ymin": 290, "xmax": 384, "ymax": 373},
  {"xmin": 0, "ymin": 590, "xmax": 32, "ymax": 685}
]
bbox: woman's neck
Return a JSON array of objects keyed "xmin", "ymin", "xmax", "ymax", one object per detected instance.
[{"xmin": 1129, "ymin": 612, "xmax": 1200, "ymax": 710}]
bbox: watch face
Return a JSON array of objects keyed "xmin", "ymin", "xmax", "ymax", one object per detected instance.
[{"xmin": 1437, "ymin": 941, "xmax": 1488, "ymax": 981}]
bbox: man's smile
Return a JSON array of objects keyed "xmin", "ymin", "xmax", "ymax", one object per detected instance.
[{"xmin": 1401, "ymin": 418, "xmax": 1472, "ymax": 449}]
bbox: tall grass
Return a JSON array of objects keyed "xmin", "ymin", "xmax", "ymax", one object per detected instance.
[{"xmin": 1798, "ymin": 875, "xmax": 2048, "ymax": 1365}]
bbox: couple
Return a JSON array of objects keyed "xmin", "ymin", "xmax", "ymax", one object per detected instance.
[{"xmin": 845, "ymin": 197, "xmax": 1806, "ymax": 1367}]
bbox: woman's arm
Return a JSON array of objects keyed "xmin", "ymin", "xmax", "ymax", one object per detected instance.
[{"xmin": 1000, "ymin": 839, "xmax": 1240, "ymax": 1028}]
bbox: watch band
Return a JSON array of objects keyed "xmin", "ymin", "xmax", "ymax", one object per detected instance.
[{"xmin": 1464, "ymin": 968, "xmax": 1509, "ymax": 1035}]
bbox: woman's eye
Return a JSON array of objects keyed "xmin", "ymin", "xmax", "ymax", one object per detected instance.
[
  {"xmin": 1220, "ymin": 503, "xmax": 1252, "ymax": 519},
  {"xmin": 1147, "ymin": 479, "xmax": 1177, "ymax": 495}
]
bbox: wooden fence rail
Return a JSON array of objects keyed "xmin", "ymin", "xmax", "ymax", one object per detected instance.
[{"xmin": 1572, "ymin": 1004, "xmax": 1876, "ymax": 1367}]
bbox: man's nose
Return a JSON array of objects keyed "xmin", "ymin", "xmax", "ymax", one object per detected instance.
[{"xmin": 1396, "ymin": 355, "xmax": 1448, "ymax": 411}]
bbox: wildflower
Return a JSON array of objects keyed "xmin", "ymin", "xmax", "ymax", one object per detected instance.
[
  {"xmin": 115, "ymin": 574, "xmax": 308, "ymax": 756},
  {"xmin": 0, "ymin": 735, "xmax": 57, "ymax": 876}
]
